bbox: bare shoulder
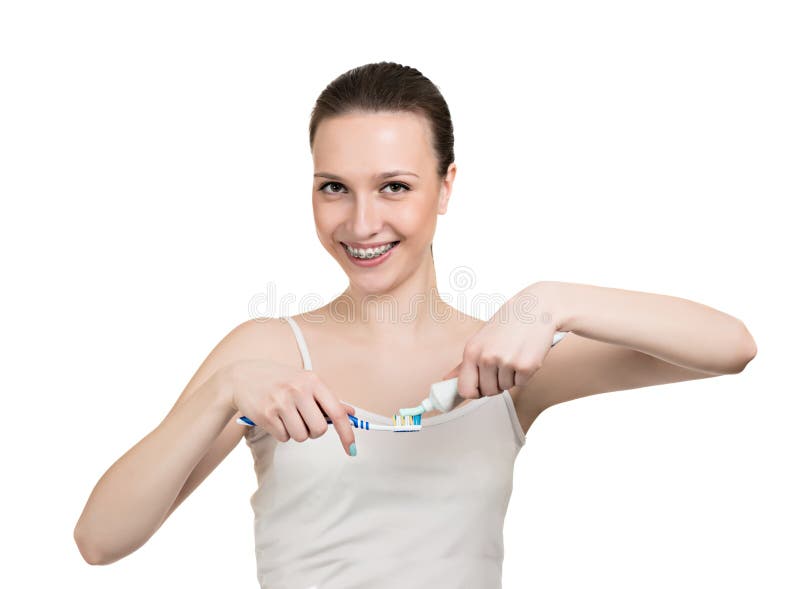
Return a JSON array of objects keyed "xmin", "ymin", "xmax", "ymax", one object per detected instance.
[
  {"xmin": 224, "ymin": 315, "xmax": 317, "ymax": 372},
  {"xmin": 220, "ymin": 316, "xmax": 290, "ymax": 359},
  {"xmin": 198, "ymin": 317, "xmax": 277, "ymax": 372},
  {"xmin": 235, "ymin": 315, "xmax": 305, "ymax": 367},
  {"xmin": 167, "ymin": 316, "xmax": 295, "ymax": 418}
]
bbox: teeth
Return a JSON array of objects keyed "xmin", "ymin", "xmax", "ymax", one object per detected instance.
[{"xmin": 345, "ymin": 241, "xmax": 397, "ymax": 259}]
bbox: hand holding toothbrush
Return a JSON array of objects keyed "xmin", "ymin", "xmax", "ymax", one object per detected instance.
[
  {"xmin": 223, "ymin": 358, "xmax": 358, "ymax": 457},
  {"xmin": 439, "ymin": 282, "xmax": 569, "ymax": 401}
]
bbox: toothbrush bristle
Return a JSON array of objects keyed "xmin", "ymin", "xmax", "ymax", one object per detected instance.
[{"xmin": 392, "ymin": 414, "xmax": 422, "ymax": 431}]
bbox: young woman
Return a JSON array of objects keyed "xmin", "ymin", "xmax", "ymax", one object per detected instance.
[{"xmin": 74, "ymin": 61, "xmax": 757, "ymax": 588}]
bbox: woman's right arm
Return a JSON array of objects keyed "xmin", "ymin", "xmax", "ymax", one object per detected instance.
[
  {"xmin": 72, "ymin": 320, "xmax": 258, "ymax": 566},
  {"xmin": 73, "ymin": 366, "xmax": 236, "ymax": 565}
]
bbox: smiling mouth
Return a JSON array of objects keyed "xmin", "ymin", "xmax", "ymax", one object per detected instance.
[{"xmin": 340, "ymin": 240, "xmax": 400, "ymax": 260}]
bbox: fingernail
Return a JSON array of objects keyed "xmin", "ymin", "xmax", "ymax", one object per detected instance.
[{"xmin": 349, "ymin": 442, "xmax": 357, "ymax": 457}]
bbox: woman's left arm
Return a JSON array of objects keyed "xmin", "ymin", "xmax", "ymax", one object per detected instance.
[
  {"xmin": 545, "ymin": 280, "xmax": 757, "ymax": 375},
  {"xmin": 445, "ymin": 280, "xmax": 757, "ymax": 421}
]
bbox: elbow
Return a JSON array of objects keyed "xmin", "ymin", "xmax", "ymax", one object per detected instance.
[
  {"xmin": 80, "ymin": 549, "xmax": 107, "ymax": 567},
  {"xmin": 74, "ymin": 524, "xmax": 108, "ymax": 566},
  {"xmin": 729, "ymin": 321, "xmax": 758, "ymax": 374}
]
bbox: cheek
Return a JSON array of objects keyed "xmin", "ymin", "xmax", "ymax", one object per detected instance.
[
  {"xmin": 394, "ymin": 200, "xmax": 436, "ymax": 234},
  {"xmin": 313, "ymin": 221, "xmax": 338, "ymax": 253},
  {"xmin": 312, "ymin": 204, "xmax": 339, "ymax": 236}
]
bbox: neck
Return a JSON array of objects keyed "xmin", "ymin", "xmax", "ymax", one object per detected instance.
[{"xmin": 323, "ymin": 248, "xmax": 456, "ymax": 340}]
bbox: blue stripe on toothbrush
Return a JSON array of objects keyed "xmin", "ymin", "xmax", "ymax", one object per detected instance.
[{"xmin": 237, "ymin": 414, "xmax": 360, "ymax": 428}]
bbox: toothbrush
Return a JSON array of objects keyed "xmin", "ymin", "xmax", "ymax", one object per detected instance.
[
  {"xmin": 237, "ymin": 412, "xmax": 422, "ymax": 432},
  {"xmin": 238, "ymin": 332, "xmax": 568, "ymax": 429},
  {"xmin": 398, "ymin": 330, "xmax": 570, "ymax": 417}
]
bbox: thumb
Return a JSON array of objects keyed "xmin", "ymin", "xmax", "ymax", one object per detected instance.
[{"xmin": 441, "ymin": 361, "xmax": 463, "ymax": 381}]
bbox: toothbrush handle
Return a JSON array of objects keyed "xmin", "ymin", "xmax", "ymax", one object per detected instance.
[{"xmin": 237, "ymin": 413, "xmax": 360, "ymax": 428}]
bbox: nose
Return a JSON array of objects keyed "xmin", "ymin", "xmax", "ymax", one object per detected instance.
[{"xmin": 348, "ymin": 194, "xmax": 384, "ymax": 237}]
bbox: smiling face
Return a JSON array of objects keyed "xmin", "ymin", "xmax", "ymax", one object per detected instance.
[{"xmin": 311, "ymin": 110, "xmax": 456, "ymax": 293}]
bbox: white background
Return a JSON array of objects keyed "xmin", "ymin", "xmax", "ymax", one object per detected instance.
[{"xmin": 2, "ymin": 1, "xmax": 797, "ymax": 587}]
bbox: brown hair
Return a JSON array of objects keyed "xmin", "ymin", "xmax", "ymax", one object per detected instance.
[{"xmin": 308, "ymin": 61, "xmax": 455, "ymax": 181}]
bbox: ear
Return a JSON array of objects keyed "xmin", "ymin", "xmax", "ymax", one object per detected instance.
[{"xmin": 437, "ymin": 162, "xmax": 457, "ymax": 214}]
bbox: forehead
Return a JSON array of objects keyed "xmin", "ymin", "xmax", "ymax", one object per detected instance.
[{"xmin": 312, "ymin": 111, "xmax": 433, "ymax": 175}]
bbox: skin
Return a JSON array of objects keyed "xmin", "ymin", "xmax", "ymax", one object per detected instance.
[
  {"xmin": 297, "ymin": 110, "xmax": 492, "ymax": 420},
  {"xmin": 293, "ymin": 109, "xmax": 758, "ymax": 430},
  {"xmin": 73, "ymin": 109, "xmax": 758, "ymax": 568}
]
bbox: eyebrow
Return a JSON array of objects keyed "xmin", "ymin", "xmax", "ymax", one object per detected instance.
[{"xmin": 313, "ymin": 170, "xmax": 419, "ymax": 181}]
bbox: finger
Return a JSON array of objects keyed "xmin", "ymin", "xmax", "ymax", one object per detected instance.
[
  {"xmin": 513, "ymin": 342, "xmax": 547, "ymax": 387},
  {"xmin": 318, "ymin": 400, "xmax": 356, "ymax": 418},
  {"xmin": 278, "ymin": 404, "xmax": 310, "ymax": 442},
  {"xmin": 512, "ymin": 352, "xmax": 541, "ymax": 389},
  {"xmin": 478, "ymin": 358, "xmax": 502, "ymax": 397},
  {"xmin": 263, "ymin": 410, "xmax": 290, "ymax": 442},
  {"xmin": 296, "ymin": 395, "xmax": 329, "ymax": 439},
  {"xmin": 458, "ymin": 350, "xmax": 482, "ymax": 399},
  {"xmin": 311, "ymin": 376, "xmax": 356, "ymax": 456},
  {"xmin": 498, "ymin": 364, "xmax": 516, "ymax": 392}
]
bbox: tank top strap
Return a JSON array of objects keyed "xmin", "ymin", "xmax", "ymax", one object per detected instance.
[{"xmin": 283, "ymin": 316, "xmax": 313, "ymax": 370}]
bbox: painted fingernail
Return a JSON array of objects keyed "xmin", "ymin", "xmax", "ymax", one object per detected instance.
[{"xmin": 349, "ymin": 442, "xmax": 357, "ymax": 457}]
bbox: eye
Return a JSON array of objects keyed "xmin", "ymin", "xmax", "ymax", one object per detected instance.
[
  {"xmin": 317, "ymin": 181, "xmax": 411, "ymax": 195},
  {"xmin": 319, "ymin": 181, "xmax": 345, "ymax": 194},
  {"xmin": 382, "ymin": 182, "xmax": 410, "ymax": 194}
]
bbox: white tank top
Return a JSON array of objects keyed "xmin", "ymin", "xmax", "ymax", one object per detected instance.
[{"xmin": 244, "ymin": 316, "xmax": 528, "ymax": 589}]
